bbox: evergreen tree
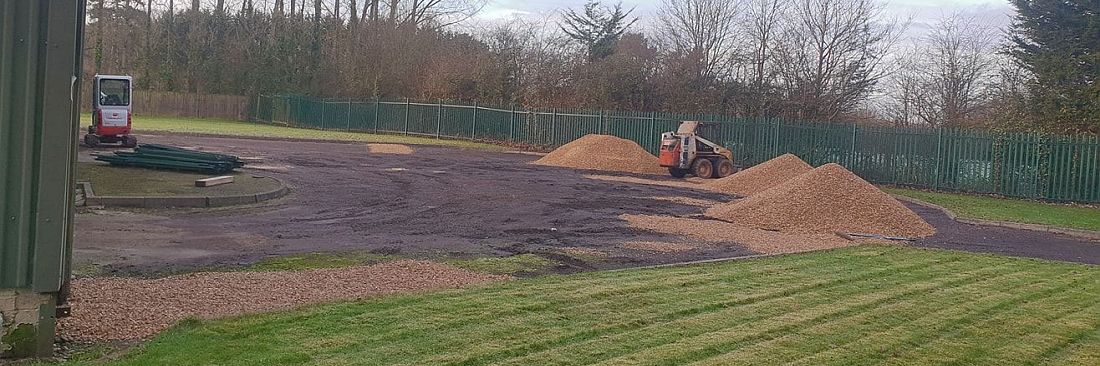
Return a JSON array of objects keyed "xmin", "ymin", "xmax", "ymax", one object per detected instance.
[
  {"xmin": 1008, "ymin": 0, "xmax": 1100, "ymax": 133},
  {"xmin": 560, "ymin": 1, "xmax": 637, "ymax": 62}
]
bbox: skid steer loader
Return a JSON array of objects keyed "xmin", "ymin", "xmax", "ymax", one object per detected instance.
[{"xmin": 658, "ymin": 121, "xmax": 737, "ymax": 178}]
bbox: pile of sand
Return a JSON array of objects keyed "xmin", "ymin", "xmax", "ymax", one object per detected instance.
[
  {"xmin": 707, "ymin": 154, "xmax": 812, "ymax": 196},
  {"xmin": 533, "ymin": 134, "xmax": 666, "ymax": 175},
  {"xmin": 705, "ymin": 163, "xmax": 935, "ymax": 238}
]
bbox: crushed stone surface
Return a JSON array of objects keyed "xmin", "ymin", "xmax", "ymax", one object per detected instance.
[
  {"xmin": 59, "ymin": 261, "xmax": 509, "ymax": 342},
  {"xmin": 560, "ymin": 247, "xmax": 609, "ymax": 257},
  {"xmin": 621, "ymin": 241, "xmax": 701, "ymax": 253},
  {"xmin": 646, "ymin": 196, "xmax": 724, "ymax": 207},
  {"xmin": 706, "ymin": 163, "xmax": 936, "ymax": 238},
  {"xmin": 621, "ymin": 214, "xmax": 862, "ymax": 254},
  {"xmin": 707, "ymin": 153, "xmax": 812, "ymax": 196},
  {"xmin": 533, "ymin": 134, "xmax": 667, "ymax": 175},
  {"xmin": 367, "ymin": 143, "xmax": 414, "ymax": 154},
  {"xmin": 584, "ymin": 174, "xmax": 712, "ymax": 190}
]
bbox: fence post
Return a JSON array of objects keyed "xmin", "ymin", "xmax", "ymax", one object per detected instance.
[
  {"xmin": 436, "ymin": 99, "xmax": 443, "ymax": 138},
  {"xmin": 773, "ymin": 119, "xmax": 781, "ymax": 156},
  {"xmin": 649, "ymin": 112, "xmax": 657, "ymax": 153},
  {"xmin": 320, "ymin": 100, "xmax": 327, "ymax": 130},
  {"xmin": 933, "ymin": 127, "xmax": 943, "ymax": 190},
  {"xmin": 509, "ymin": 104, "xmax": 516, "ymax": 142},
  {"xmin": 551, "ymin": 109, "xmax": 558, "ymax": 146},
  {"xmin": 471, "ymin": 100, "xmax": 478, "ymax": 139},
  {"xmin": 849, "ymin": 123, "xmax": 858, "ymax": 167},
  {"xmin": 373, "ymin": 97, "xmax": 380, "ymax": 132},
  {"xmin": 346, "ymin": 99, "xmax": 352, "ymax": 131},
  {"xmin": 403, "ymin": 97, "xmax": 410, "ymax": 135},
  {"xmin": 598, "ymin": 111, "xmax": 605, "ymax": 135}
]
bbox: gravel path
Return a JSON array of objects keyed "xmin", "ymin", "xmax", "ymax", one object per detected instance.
[{"xmin": 59, "ymin": 261, "xmax": 509, "ymax": 341}]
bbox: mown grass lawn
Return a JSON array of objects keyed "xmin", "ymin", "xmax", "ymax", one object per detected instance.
[
  {"xmin": 67, "ymin": 245, "xmax": 1099, "ymax": 365},
  {"xmin": 80, "ymin": 114, "xmax": 504, "ymax": 151},
  {"xmin": 77, "ymin": 162, "xmax": 282, "ymax": 197},
  {"xmin": 886, "ymin": 187, "xmax": 1100, "ymax": 232}
]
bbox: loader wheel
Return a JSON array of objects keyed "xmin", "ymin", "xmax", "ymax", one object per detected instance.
[
  {"xmin": 714, "ymin": 159, "xmax": 736, "ymax": 178},
  {"xmin": 83, "ymin": 134, "xmax": 99, "ymax": 148},
  {"xmin": 692, "ymin": 158, "xmax": 715, "ymax": 178},
  {"xmin": 122, "ymin": 135, "xmax": 138, "ymax": 148},
  {"xmin": 668, "ymin": 167, "xmax": 688, "ymax": 178}
]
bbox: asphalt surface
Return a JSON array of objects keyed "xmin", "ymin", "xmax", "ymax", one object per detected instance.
[{"xmin": 74, "ymin": 133, "xmax": 1099, "ymax": 276}]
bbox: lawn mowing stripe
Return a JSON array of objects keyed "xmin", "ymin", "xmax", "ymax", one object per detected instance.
[
  {"xmin": 867, "ymin": 276, "xmax": 1092, "ymax": 366},
  {"xmin": 310, "ymin": 253, "xmax": 948, "ymax": 365},
  {"xmin": 687, "ymin": 270, "xmax": 1054, "ymax": 365},
  {"xmin": 969, "ymin": 301, "xmax": 1100, "ymax": 365},
  {"xmin": 435, "ymin": 255, "xmax": 980, "ymax": 366},
  {"xmin": 778, "ymin": 276, "xmax": 1047, "ymax": 366},
  {"xmin": 891, "ymin": 280, "xmax": 1100, "ymax": 365},
  {"xmin": 782, "ymin": 274, "xmax": 1091, "ymax": 366},
  {"xmin": 279, "ymin": 248, "xmax": 953, "ymax": 365},
  {"xmin": 599, "ymin": 262, "xmax": 1023, "ymax": 366},
  {"xmin": 499, "ymin": 261, "xmax": 1026, "ymax": 366},
  {"xmin": 1040, "ymin": 324, "xmax": 1100, "ymax": 365},
  {"xmin": 344, "ymin": 250, "xmax": 893, "ymax": 348}
]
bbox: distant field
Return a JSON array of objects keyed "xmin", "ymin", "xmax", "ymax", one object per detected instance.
[
  {"xmin": 887, "ymin": 188, "xmax": 1100, "ymax": 232},
  {"xmin": 80, "ymin": 114, "xmax": 504, "ymax": 151},
  {"xmin": 72, "ymin": 245, "xmax": 1100, "ymax": 365}
]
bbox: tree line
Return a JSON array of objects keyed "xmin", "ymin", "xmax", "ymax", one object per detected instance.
[{"xmin": 87, "ymin": 0, "xmax": 1099, "ymax": 133}]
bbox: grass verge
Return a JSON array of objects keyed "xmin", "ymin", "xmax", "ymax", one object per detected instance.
[
  {"xmin": 446, "ymin": 254, "xmax": 557, "ymax": 275},
  {"xmin": 60, "ymin": 245, "xmax": 1100, "ymax": 365},
  {"xmin": 80, "ymin": 114, "xmax": 504, "ymax": 151},
  {"xmin": 886, "ymin": 187, "xmax": 1100, "ymax": 232},
  {"xmin": 244, "ymin": 252, "xmax": 397, "ymax": 272},
  {"xmin": 78, "ymin": 162, "xmax": 282, "ymax": 197}
]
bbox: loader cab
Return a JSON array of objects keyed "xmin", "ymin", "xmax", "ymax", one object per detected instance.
[{"xmin": 86, "ymin": 75, "xmax": 137, "ymax": 147}]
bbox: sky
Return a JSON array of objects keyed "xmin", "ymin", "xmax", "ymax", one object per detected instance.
[{"xmin": 473, "ymin": 0, "xmax": 1016, "ymax": 41}]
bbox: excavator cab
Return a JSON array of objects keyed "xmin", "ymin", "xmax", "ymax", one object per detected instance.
[{"xmin": 659, "ymin": 121, "xmax": 736, "ymax": 178}]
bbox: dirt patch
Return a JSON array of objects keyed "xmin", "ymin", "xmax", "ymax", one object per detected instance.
[
  {"xmin": 368, "ymin": 143, "xmax": 414, "ymax": 154},
  {"xmin": 621, "ymin": 214, "xmax": 861, "ymax": 254},
  {"xmin": 533, "ymin": 134, "xmax": 666, "ymax": 175},
  {"xmin": 584, "ymin": 174, "xmax": 712, "ymax": 190},
  {"xmin": 59, "ymin": 261, "xmax": 508, "ymax": 342},
  {"xmin": 621, "ymin": 241, "xmax": 700, "ymax": 253},
  {"xmin": 707, "ymin": 153, "xmax": 812, "ymax": 196},
  {"xmin": 706, "ymin": 163, "xmax": 936, "ymax": 238}
]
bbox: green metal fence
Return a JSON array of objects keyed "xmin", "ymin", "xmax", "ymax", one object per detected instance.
[{"xmin": 252, "ymin": 94, "xmax": 1100, "ymax": 203}]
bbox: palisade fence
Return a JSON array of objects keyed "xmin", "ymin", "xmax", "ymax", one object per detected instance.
[{"xmin": 251, "ymin": 94, "xmax": 1100, "ymax": 203}]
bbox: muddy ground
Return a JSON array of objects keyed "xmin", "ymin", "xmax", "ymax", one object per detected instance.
[{"xmin": 75, "ymin": 133, "xmax": 1099, "ymax": 276}]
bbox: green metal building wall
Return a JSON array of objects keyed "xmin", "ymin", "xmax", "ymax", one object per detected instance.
[{"xmin": 0, "ymin": 0, "xmax": 84, "ymax": 294}]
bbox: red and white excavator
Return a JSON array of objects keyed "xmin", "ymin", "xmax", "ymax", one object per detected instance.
[
  {"xmin": 84, "ymin": 74, "xmax": 137, "ymax": 148},
  {"xmin": 658, "ymin": 121, "xmax": 737, "ymax": 179}
]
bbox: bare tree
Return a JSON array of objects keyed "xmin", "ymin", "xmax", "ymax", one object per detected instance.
[
  {"xmin": 773, "ymin": 0, "xmax": 903, "ymax": 120},
  {"xmin": 913, "ymin": 14, "xmax": 996, "ymax": 127},
  {"xmin": 741, "ymin": 0, "xmax": 784, "ymax": 115},
  {"xmin": 656, "ymin": 0, "xmax": 741, "ymax": 81}
]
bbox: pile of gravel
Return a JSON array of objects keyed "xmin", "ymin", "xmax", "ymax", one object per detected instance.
[
  {"xmin": 533, "ymin": 134, "xmax": 666, "ymax": 175},
  {"xmin": 59, "ymin": 261, "xmax": 509, "ymax": 341},
  {"xmin": 707, "ymin": 154, "xmax": 812, "ymax": 196},
  {"xmin": 705, "ymin": 163, "xmax": 935, "ymax": 238}
]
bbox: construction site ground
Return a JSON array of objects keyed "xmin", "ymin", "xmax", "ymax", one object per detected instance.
[{"xmin": 75, "ymin": 133, "xmax": 1100, "ymax": 278}]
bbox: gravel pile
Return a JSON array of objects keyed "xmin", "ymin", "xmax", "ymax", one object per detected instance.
[
  {"xmin": 59, "ymin": 261, "xmax": 509, "ymax": 341},
  {"xmin": 533, "ymin": 134, "xmax": 666, "ymax": 175},
  {"xmin": 705, "ymin": 163, "xmax": 936, "ymax": 238},
  {"xmin": 367, "ymin": 143, "xmax": 414, "ymax": 154},
  {"xmin": 621, "ymin": 214, "xmax": 859, "ymax": 254},
  {"xmin": 707, "ymin": 154, "xmax": 812, "ymax": 196}
]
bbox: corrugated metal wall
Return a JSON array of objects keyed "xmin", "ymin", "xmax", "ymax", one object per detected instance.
[{"xmin": 0, "ymin": 0, "xmax": 84, "ymax": 293}]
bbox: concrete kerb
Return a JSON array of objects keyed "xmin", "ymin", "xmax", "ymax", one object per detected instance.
[
  {"xmin": 892, "ymin": 194, "xmax": 1100, "ymax": 241},
  {"xmin": 78, "ymin": 177, "xmax": 289, "ymax": 209}
]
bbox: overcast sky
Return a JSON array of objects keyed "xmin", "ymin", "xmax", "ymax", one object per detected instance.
[{"xmin": 473, "ymin": 0, "xmax": 1015, "ymax": 42}]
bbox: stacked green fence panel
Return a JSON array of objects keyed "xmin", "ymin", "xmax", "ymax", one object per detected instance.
[{"xmin": 251, "ymin": 94, "xmax": 1100, "ymax": 203}]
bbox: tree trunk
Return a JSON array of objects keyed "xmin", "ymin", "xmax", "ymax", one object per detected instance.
[
  {"xmin": 275, "ymin": 0, "xmax": 284, "ymax": 16},
  {"xmin": 314, "ymin": 0, "xmax": 322, "ymax": 22},
  {"xmin": 191, "ymin": 0, "xmax": 200, "ymax": 12},
  {"xmin": 369, "ymin": 0, "xmax": 379, "ymax": 22},
  {"xmin": 350, "ymin": 0, "xmax": 359, "ymax": 25},
  {"xmin": 388, "ymin": 0, "xmax": 398, "ymax": 23},
  {"xmin": 216, "ymin": 0, "xmax": 225, "ymax": 14}
]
